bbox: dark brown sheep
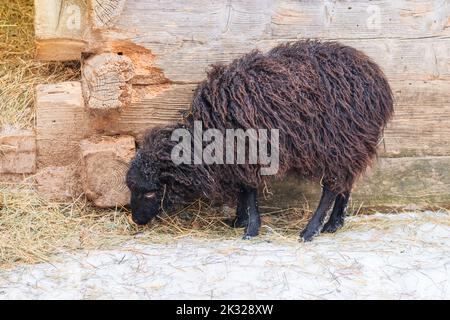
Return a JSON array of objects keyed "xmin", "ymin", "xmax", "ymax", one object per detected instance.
[{"xmin": 126, "ymin": 40, "xmax": 394, "ymax": 241}]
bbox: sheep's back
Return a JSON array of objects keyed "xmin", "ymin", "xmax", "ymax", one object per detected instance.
[{"xmin": 189, "ymin": 40, "xmax": 394, "ymax": 193}]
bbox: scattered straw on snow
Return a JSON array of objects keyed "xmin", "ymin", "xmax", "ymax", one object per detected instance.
[
  {"xmin": 0, "ymin": 183, "xmax": 314, "ymax": 268},
  {"xmin": 1, "ymin": 182, "xmax": 449, "ymax": 271},
  {"xmin": 0, "ymin": 211, "xmax": 449, "ymax": 299}
]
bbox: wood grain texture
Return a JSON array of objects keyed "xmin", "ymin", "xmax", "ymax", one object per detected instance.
[
  {"xmin": 116, "ymin": 80, "xmax": 450, "ymax": 157},
  {"xmin": 90, "ymin": 0, "xmax": 126, "ymax": 29},
  {"xmin": 118, "ymin": 84, "xmax": 195, "ymax": 138},
  {"xmin": 36, "ymin": 1, "xmax": 450, "ymax": 80},
  {"xmin": 35, "ymin": 81, "xmax": 89, "ymax": 167},
  {"xmin": 108, "ymin": 0, "xmax": 450, "ymax": 82},
  {"xmin": 106, "ymin": 35, "xmax": 450, "ymax": 83},
  {"xmin": 0, "ymin": 131, "xmax": 36, "ymax": 174},
  {"xmin": 35, "ymin": 164, "xmax": 83, "ymax": 201},
  {"xmin": 82, "ymin": 53, "xmax": 135, "ymax": 110},
  {"xmin": 80, "ymin": 135, "xmax": 135, "ymax": 207},
  {"xmin": 34, "ymin": 0, "xmax": 89, "ymax": 60},
  {"xmin": 264, "ymin": 156, "xmax": 450, "ymax": 209},
  {"xmin": 35, "ymin": 38, "xmax": 87, "ymax": 61},
  {"xmin": 381, "ymin": 80, "xmax": 450, "ymax": 157}
]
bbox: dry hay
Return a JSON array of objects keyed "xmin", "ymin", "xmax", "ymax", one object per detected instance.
[
  {"xmin": 0, "ymin": 183, "xmax": 134, "ymax": 268},
  {"xmin": 0, "ymin": 0, "xmax": 80, "ymax": 130},
  {"xmin": 2, "ymin": 182, "xmax": 449, "ymax": 270},
  {"xmin": 0, "ymin": 182, "xmax": 316, "ymax": 268}
]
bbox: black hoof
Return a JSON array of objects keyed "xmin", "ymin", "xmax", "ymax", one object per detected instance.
[
  {"xmin": 299, "ymin": 228, "xmax": 319, "ymax": 242},
  {"xmin": 242, "ymin": 231, "xmax": 258, "ymax": 240},
  {"xmin": 242, "ymin": 224, "xmax": 260, "ymax": 239},
  {"xmin": 322, "ymin": 220, "xmax": 344, "ymax": 233},
  {"xmin": 227, "ymin": 216, "xmax": 249, "ymax": 229}
]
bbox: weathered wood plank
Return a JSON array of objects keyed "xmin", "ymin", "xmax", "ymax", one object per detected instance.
[
  {"xmin": 36, "ymin": 1, "xmax": 450, "ymax": 80},
  {"xmin": 107, "ymin": 0, "xmax": 450, "ymax": 82},
  {"xmin": 381, "ymin": 80, "xmax": 450, "ymax": 156},
  {"xmin": 392, "ymin": 80, "xmax": 450, "ymax": 106},
  {"xmin": 264, "ymin": 156, "xmax": 450, "ymax": 210},
  {"xmin": 118, "ymin": 84, "xmax": 195, "ymax": 138},
  {"xmin": 115, "ymin": 1, "xmax": 450, "ymax": 41},
  {"xmin": 35, "ymin": 81, "xmax": 89, "ymax": 167},
  {"xmin": 90, "ymin": 0, "xmax": 126, "ymax": 29},
  {"xmin": 117, "ymin": 80, "xmax": 450, "ymax": 157},
  {"xmin": 34, "ymin": 0, "xmax": 89, "ymax": 60},
  {"xmin": 270, "ymin": 0, "xmax": 450, "ymax": 39},
  {"xmin": 113, "ymin": 37, "xmax": 447, "ymax": 83},
  {"xmin": 383, "ymin": 105, "xmax": 450, "ymax": 157}
]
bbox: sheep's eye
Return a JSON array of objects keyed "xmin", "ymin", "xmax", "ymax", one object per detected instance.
[{"xmin": 144, "ymin": 192, "xmax": 156, "ymax": 199}]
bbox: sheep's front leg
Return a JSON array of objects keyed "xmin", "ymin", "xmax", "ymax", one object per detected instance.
[
  {"xmin": 300, "ymin": 186, "xmax": 337, "ymax": 242},
  {"xmin": 230, "ymin": 187, "xmax": 250, "ymax": 228},
  {"xmin": 239, "ymin": 186, "xmax": 261, "ymax": 240}
]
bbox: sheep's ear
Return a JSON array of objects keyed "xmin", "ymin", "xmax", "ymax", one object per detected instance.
[{"xmin": 146, "ymin": 179, "xmax": 160, "ymax": 191}]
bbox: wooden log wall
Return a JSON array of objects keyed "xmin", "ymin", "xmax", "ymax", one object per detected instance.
[{"xmin": 28, "ymin": 0, "xmax": 450, "ymax": 208}]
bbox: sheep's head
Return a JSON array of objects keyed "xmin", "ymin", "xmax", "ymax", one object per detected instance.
[{"xmin": 126, "ymin": 150, "xmax": 163, "ymax": 225}]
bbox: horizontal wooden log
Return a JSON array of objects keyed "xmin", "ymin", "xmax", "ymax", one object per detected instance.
[
  {"xmin": 106, "ymin": 0, "xmax": 450, "ymax": 82},
  {"xmin": 115, "ymin": 0, "xmax": 450, "ymax": 41},
  {"xmin": 81, "ymin": 27, "xmax": 445, "ymax": 84},
  {"xmin": 35, "ymin": 39, "xmax": 87, "ymax": 61},
  {"xmin": 36, "ymin": 1, "xmax": 450, "ymax": 82},
  {"xmin": 269, "ymin": 0, "xmax": 450, "ymax": 39},
  {"xmin": 263, "ymin": 156, "xmax": 450, "ymax": 210},
  {"xmin": 111, "ymin": 37, "xmax": 448, "ymax": 83},
  {"xmin": 115, "ymin": 79, "xmax": 450, "ymax": 157},
  {"xmin": 117, "ymin": 84, "xmax": 193, "ymax": 138}
]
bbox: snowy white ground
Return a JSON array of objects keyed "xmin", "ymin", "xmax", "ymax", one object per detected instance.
[{"xmin": 0, "ymin": 212, "xmax": 449, "ymax": 300}]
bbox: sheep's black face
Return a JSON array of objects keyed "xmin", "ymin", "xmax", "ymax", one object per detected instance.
[
  {"xmin": 126, "ymin": 151, "xmax": 161, "ymax": 225},
  {"xmin": 129, "ymin": 190, "xmax": 160, "ymax": 225}
]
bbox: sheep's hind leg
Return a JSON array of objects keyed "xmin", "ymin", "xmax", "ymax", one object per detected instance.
[
  {"xmin": 300, "ymin": 185, "xmax": 337, "ymax": 242},
  {"xmin": 239, "ymin": 186, "xmax": 261, "ymax": 240},
  {"xmin": 322, "ymin": 191, "xmax": 350, "ymax": 233}
]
